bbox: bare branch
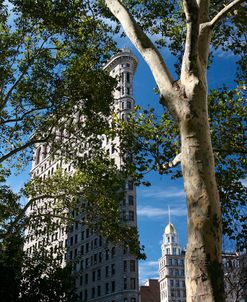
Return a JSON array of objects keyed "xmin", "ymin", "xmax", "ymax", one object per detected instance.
[
  {"xmin": 207, "ymin": 0, "xmax": 244, "ymax": 28},
  {"xmin": 157, "ymin": 153, "xmax": 182, "ymax": 174},
  {"xmin": 105, "ymin": 0, "xmax": 175, "ymax": 100}
]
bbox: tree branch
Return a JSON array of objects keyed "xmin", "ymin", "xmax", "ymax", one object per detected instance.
[
  {"xmin": 207, "ymin": 0, "xmax": 244, "ymax": 28},
  {"xmin": 105, "ymin": 0, "xmax": 175, "ymax": 101},
  {"xmin": 157, "ymin": 153, "xmax": 182, "ymax": 174},
  {"xmin": 181, "ymin": 0, "xmax": 200, "ymax": 80}
]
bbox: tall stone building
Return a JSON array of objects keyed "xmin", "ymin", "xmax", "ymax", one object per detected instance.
[
  {"xmin": 159, "ymin": 222, "xmax": 186, "ymax": 302},
  {"xmin": 24, "ymin": 49, "xmax": 139, "ymax": 302}
]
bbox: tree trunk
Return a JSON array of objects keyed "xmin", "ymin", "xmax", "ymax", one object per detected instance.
[{"xmin": 179, "ymin": 82, "xmax": 224, "ymax": 301}]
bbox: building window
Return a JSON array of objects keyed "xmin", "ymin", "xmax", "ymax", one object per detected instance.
[
  {"xmin": 111, "ymin": 281, "xmax": 115, "ymax": 292},
  {"xmin": 81, "ymin": 231, "xmax": 84, "ymax": 240},
  {"xmin": 124, "ymin": 277, "xmax": 127, "ymax": 289},
  {"xmin": 97, "ymin": 269, "xmax": 101, "ymax": 280},
  {"xmin": 130, "ymin": 260, "xmax": 136, "ymax": 272},
  {"xmin": 106, "ymin": 249, "xmax": 109, "ymax": 260},
  {"xmin": 127, "ymin": 100, "xmax": 131, "ymax": 109},
  {"xmin": 111, "ymin": 264, "xmax": 115, "ymax": 275},
  {"xmin": 127, "ymin": 87, "xmax": 130, "ymax": 94},
  {"xmin": 35, "ymin": 147, "xmax": 41, "ymax": 165},
  {"xmin": 80, "ymin": 245, "xmax": 84, "ymax": 255},
  {"xmin": 91, "ymin": 287, "xmax": 95, "ymax": 298},
  {"xmin": 130, "ymin": 278, "xmax": 136, "ymax": 290},
  {"xmin": 105, "ymin": 266, "xmax": 109, "ymax": 277},
  {"xmin": 111, "ymin": 247, "xmax": 116, "ymax": 258},
  {"xmin": 126, "ymin": 72, "xmax": 130, "ymax": 83},
  {"xmin": 105, "ymin": 283, "xmax": 109, "ymax": 294},
  {"xmin": 128, "ymin": 181, "xmax": 134, "ymax": 190},
  {"xmin": 170, "ymin": 279, "xmax": 174, "ymax": 287},
  {"xmin": 124, "ymin": 260, "xmax": 127, "ymax": 272},
  {"xmin": 128, "ymin": 195, "xmax": 134, "ymax": 205},
  {"xmin": 129, "ymin": 210, "xmax": 134, "ymax": 221},
  {"xmin": 85, "ymin": 274, "xmax": 88, "ymax": 284},
  {"xmin": 97, "ymin": 286, "xmax": 101, "ymax": 297},
  {"xmin": 92, "ymin": 271, "xmax": 96, "ymax": 282}
]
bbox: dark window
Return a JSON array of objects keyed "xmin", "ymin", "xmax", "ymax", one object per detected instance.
[
  {"xmin": 94, "ymin": 238, "xmax": 98, "ymax": 248},
  {"xmin": 85, "ymin": 274, "xmax": 88, "ymax": 284},
  {"xmin": 86, "ymin": 229, "xmax": 89, "ymax": 238},
  {"xmin": 91, "ymin": 287, "xmax": 95, "ymax": 298},
  {"xmin": 106, "ymin": 249, "xmax": 109, "ymax": 260},
  {"xmin": 124, "ymin": 260, "xmax": 127, "ymax": 272},
  {"xmin": 112, "ymin": 281, "xmax": 115, "ymax": 292},
  {"xmin": 130, "ymin": 260, "xmax": 135, "ymax": 272},
  {"xmin": 124, "ymin": 277, "xmax": 127, "ymax": 289},
  {"xmin": 97, "ymin": 269, "xmax": 101, "ymax": 280},
  {"xmin": 80, "ymin": 245, "xmax": 84, "ymax": 255},
  {"xmin": 70, "ymin": 236, "xmax": 73, "ymax": 246},
  {"xmin": 127, "ymin": 87, "xmax": 130, "ymax": 94},
  {"xmin": 127, "ymin": 101, "xmax": 131, "ymax": 109},
  {"xmin": 130, "ymin": 278, "xmax": 136, "ymax": 290},
  {"xmin": 75, "ymin": 234, "xmax": 78, "ymax": 244},
  {"xmin": 126, "ymin": 72, "xmax": 130, "ymax": 83},
  {"xmin": 99, "ymin": 252, "xmax": 102, "ymax": 263},
  {"xmin": 92, "ymin": 271, "xmax": 96, "ymax": 282},
  {"xmin": 111, "ymin": 247, "xmax": 116, "ymax": 258},
  {"xmin": 128, "ymin": 181, "xmax": 134, "ymax": 190},
  {"xmin": 81, "ymin": 231, "xmax": 84, "ymax": 240},
  {"xmin": 105, "ymin": 266, "xmax": 109, "ymax": 277},
  {"xmin": 111, "ymin": 264, "xmax": 115, "ymax": 275},
  {"xmin": 97, "ymin": 286, "xmax": 101, "ymax": 296},
  {"xmin": 129, "ymin": 211, "xmax": 134, "ymax": 221},
  {"xmin": 94, "ymin": 253, "xmax": 97, "ymax": 264},
  {"xmin": 128, "ymin": 195, "xmax": 134, "ymax": 205},
  {"xmin": 84, "ymin": 290, "xmax": 87, "ymax": 300},
  {"xmin": 105, "ymin": 283, "xmax": 109, "ymax": 294}
]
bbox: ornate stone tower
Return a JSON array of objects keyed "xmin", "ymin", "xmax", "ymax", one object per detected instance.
[{"xmin": 159, "ymin": 221, "xmax": 186, "ymax": 302}]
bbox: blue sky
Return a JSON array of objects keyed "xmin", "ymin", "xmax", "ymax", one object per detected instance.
[{"xmin": 6, "ymin": 29, "xmax": 239, "ymax": 285}]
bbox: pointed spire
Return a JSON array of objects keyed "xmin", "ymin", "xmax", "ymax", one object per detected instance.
[{"xmin": 168, "ymin": 205, "xmax": 171, "ymax": 224}]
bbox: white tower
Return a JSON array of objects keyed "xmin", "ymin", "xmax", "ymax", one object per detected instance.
[{"xmin": 159, "ymin": 219, "xmax": 186, "ymax": 302}]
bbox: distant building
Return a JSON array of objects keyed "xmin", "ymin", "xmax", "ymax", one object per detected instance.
[
  {"xmin": 159, "ymin": 223, "xmax": 186, "ymax": 302},
  {"xmin": 223, "ymin": 252, "xmax": 247, "ymax": 302},
  {"xmin": 139, "ymin": 279, "xmax": 160, "ymax": 302}
]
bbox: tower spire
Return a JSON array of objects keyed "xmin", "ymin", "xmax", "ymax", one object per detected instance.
[{"xmin": 168, "ymin": 205, "xmax": 171, "ymax": 224}]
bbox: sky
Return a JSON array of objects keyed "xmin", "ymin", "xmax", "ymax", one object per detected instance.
[{"xmin": 5, "ymin": 17, "xmax": 240, "ymax": 285}]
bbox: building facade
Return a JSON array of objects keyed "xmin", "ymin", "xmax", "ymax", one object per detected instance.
[
  {"xmin": 159, "ymin": 223, "xmax": 186, "ymax": 302},
  {"xmin": 24, "ymin": 49, "xmax": 139, "ymax": 302},
  {"xmin": 139, "ymin": 279, "xmax": 160, "ymax": 302}
]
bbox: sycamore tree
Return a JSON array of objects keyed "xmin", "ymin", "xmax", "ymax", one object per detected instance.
[
  {"xmin": 102, "ymin": 1, "xmax": 246, "ymax": 301},
  {"xmin": 2, "ymin": 1, "xmax": 246, "ymax": 301}
]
